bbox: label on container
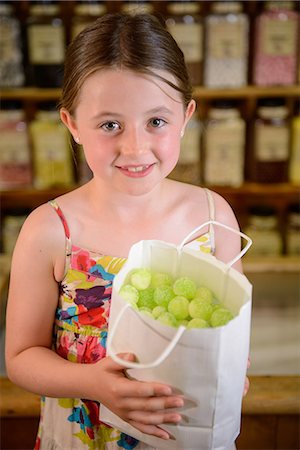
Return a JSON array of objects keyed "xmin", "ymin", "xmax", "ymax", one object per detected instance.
[
  {"xmin": 255, "ymin": 125, "xmax": 289, "ymax": 161},
  {"xmin": 245, "ymin": 229, "xmax": 282, "ymax": 255},
  {"xmin": 27, "ymin": 24, "xmax": 65, "ymax": 64},
  {"xmin": 204, "ymin": 121, "xmax": 245, "ymax": 186},
  {"xmin": 167, "ymin": 23, "xmax": 203, "ymax": 62},
  {"xmin": 210, "ymin": 21, "xmax": 245, "ymax": 59},
  {"xmin": 287, "ymin": 231, "xmax": 300, "ymax": 255},
  {"xmin": 31, "ymin": 123, "xmax": 73, "ymax": 188},
  {"xmin": 0, "ymin": 128, "xmax": 31, "ymax": 188},
  {"xmin": 179, "ymin": 119, "xmax": 202, "ymax": 164},
  {"xmin": 289, "ymin": 118, "xmax": 300, "ymax": 183},
  {"xmin": 0, "ymin": 19, "xmax": 24, "ymax": 86},
  {"xmin": 263, "ymin": 18, "xmax": 297, "ymax": 56}
]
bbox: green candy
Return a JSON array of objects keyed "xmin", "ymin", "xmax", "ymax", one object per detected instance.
[
  {"xmin": 210, "ymin": 308, "xmax": 234, "ymax": 327},
  {"xmin": 173, "ymin": 276, "xmax": 197, "ymax": 299},
  {"xmin": 130, "ymin": 268, "xmax": 152, "ymax": 290},
  {"xmin": 168, "ymin": 296, "xmax": 190, "ymax": 320},
  {"xmin": 189, "ymin": 298, "xmax": 213, "ymax": 321}
]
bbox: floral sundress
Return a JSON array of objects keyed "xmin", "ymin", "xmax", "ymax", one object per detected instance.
[{"xmin": 35, "ymin": 191, "xmax": 215, "ymax": 450}]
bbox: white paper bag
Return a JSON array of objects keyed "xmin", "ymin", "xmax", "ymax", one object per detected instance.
[{"xmin": 101, "ymin": 221, "xmax": 252, "ymax": 450}]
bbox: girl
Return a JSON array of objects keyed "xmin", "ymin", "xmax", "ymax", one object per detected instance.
[{"xmin": 5, "ymin": 13, "xmax": 247, "ymax": 450}]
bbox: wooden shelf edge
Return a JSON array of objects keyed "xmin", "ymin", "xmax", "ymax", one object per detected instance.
[
  {"xmin": 1, "ymin": 375, "xmax": 299, "ymax": 417},
  {"xmin": 1, "ymin": 183, "xmax": 299, "ymax": 202},
  {"xmin": 1, "ymin": 85, "xmax": 300, "ymax": 101},
  {"xmin": 242, "ymin": 375, "xmax": 300, "ymax": 415},
  {"xmin": 243, "ymin": 256, "xmax": 300, "ymax": 273},
  {"xmin": 193, "ymin": 85, "xmax": 300, "ymax": 98}
]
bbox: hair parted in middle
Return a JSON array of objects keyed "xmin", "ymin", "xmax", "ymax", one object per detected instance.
[{"xmin": 60, "ymin": 13, "xmax": 193, "ymax": 114}]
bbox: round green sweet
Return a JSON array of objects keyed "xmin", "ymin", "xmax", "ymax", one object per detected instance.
[
  {"xmin": 168, "ymin": 296, "xmax": 190, "ymax": 320},
  {"xmin": 151, "ymin": 272, "xmax": 173, "ymax": 288},
  {"xmin": 210, "ymin": 308, "xmax": 234, "ymax": 327},
  {"xmin": 194, "ymin": 286, "xmax": 213, "ymax": 304},
  {"xmin": 187, "ymin": 318, "xmax": 209, "ymax": 329},
  {"xmin": 189, "ymin": 297, "xmax": 213, "ymax": 321},
  {"xmin": 139, "ymin": 307, "xmax": 153, "ymax": 318},
  {"xmin": 137, "ymin": 287, "xmax": 156, "ymax": 310},
  {"xmin": 153, "ymin": 286, "xmax": 175, "ymax": 307},
  {"xmin": 130, "ymin": 268, "xmax": 152, "ymax": 290},
  {"xmin": 157, "ymin": 312, "xmax": 178, "ymax": 328},
  {"xmin": 119, "ymin": 284, "xmax": 139, "ymax": 304},
  {"xmin": 152, "ymin": 305, "xmax": 166, "ymax": 319},
  {"xmin": 173, "ymin": 276, "xmax": 197, "ymax": 300}
]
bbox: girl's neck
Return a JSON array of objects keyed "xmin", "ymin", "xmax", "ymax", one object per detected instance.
[{"xmin": 84, "ymin": 178, "xmax": 168, "ymax": 222}]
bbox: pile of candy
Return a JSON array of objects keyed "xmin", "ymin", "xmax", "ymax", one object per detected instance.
[{"xmin": 118, "ymin": 268, "xmax": 235, "ymax": 329}]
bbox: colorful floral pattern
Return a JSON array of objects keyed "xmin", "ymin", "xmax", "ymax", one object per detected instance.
[{"xmin": 35, "ymin": 200, "xmax": 213, "ymax": 449}]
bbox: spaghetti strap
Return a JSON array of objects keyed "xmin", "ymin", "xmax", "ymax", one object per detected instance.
[
  {"xmin": 204, "ymin": 188, "xmax": 216, "ymax": 253},
  {"xmin": 49, "ymin": 199, "xmax": 72, "ymax": 274}
]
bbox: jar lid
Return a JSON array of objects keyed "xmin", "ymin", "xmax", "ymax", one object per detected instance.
[
  {"xmin": 29, "ymin": 1, "xmax": 60, "ymax": 16},
  {"xmin": 74, "ymin": 2, "xmax": 107, "ymax": 16},
  {"xmin": 264, "ymin": 1, "xmax": 295, "ymax": 11},
  {"xmin": 257, "ymin": 98, "xmax": 288, "ymax": 119},
  {"xmin": 249, "ymin": 205, "xmax": 276, "ymax": 217},
  {"xmin": 167, "ymin": 1, "xmax": 201, "ymax": 15},
  {"xmin": 121, "ymin": 2, "xmax": 154, "ymax": 14},
  {"xmin": 0, "ymin": 100, "xmax": 23, "ymax": 110},
  {"xmin": 288, "ymin": 203, "xmax": 300, "ymax": 214},
  {"xmin": 211, "ymin": 1, "xmax": 243, "ymax": 14},
  {"xmin": 0, "ymin": 3, "xmax": 13, "ymax": 14}
]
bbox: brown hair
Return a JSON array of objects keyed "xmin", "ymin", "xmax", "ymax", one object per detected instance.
[{"xmin": 60, "ymin": 13, "xmax": 193, "ymax": 114}]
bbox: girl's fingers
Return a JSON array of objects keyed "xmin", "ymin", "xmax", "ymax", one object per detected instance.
[
  {"xmin": 117, "ymin": 378, "xmax": 173, "ymax": 398},
  {"xmin": 127, "ymin": 410, "xmax": 181, "ymax": 426},
  {"xmin": 128, "ymin": 421, "xmax": 170, "ymax": 440},
  {"xmin": 120, "ymin": 394, "xmax": 184, "ymax": 412}
]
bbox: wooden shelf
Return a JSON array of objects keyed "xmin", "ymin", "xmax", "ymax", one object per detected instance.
[
  {"xmin": 0, "ymin": 87, "xmax": 62, "ymax": 101},
  {"xmin": 193, "ymin": 85, "xmax": 300, "ymax": 99},
  {"xmin": 1, "ymin": 85, "xmax": 300, "ymax": 101},
  {"xmin": 243, "ymin": 255, "xmax": 300, "ymax": 273},
  {"xmin": 1, "ymin": 183, "xmax": 299, "ymax": 210}
]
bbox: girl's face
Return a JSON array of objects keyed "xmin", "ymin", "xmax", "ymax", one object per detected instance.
[{"xmin": 61, "ymin": 69, "xmax": 195, "ymax": 196}]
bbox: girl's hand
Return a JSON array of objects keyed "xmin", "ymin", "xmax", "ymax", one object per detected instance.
[
  {"xmin": 243, "ymin": 357, "xmax": 251, "ymax": 397},
  {"xmin": 95, "ymin": 353, "xmax": 183, "ymax": 439}
]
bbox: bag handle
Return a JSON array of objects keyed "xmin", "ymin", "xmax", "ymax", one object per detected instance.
[
  {"xmin": 179, "ymin": 220, "xmax": 252, "ymax": 268},
  {"xmin": 107, "ymin": 302, "xmax": 186, "ymax": 369}
]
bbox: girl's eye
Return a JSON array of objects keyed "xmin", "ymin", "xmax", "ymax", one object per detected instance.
[
  {"xmin": 101, "ymin": 121, "xmax": 120, "ymax": 132},
  {"xmin": 149, "ymin": 118, "xmax": 166, "ymax": 128}
]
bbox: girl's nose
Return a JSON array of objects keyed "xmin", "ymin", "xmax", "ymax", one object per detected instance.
[{"xmin": 119, "ymin": 127, "xmax": 148, "ymax": 155}]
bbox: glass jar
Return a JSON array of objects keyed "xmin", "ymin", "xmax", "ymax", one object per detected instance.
[
  {"xmin": 0, "ymin": 2, "xmax": 25, "ymax": 87},
  {"xmin": 169, "ymin": 114, "xmax": 202, "ymax": 185},
  {"xmin": 29, "ymin": 103, "xmax": 74, "ymax": 189},
  {"xmin": 2, "ymin": 210, "xmax": 28, "ymax": 255},
  {"xmin": 289, "ymin": 103, "xmax": 300, "ymax": 185},
  {"xmin": 166, "ymin": 1, "xmax": 203, "ymax": 85},
  {"xmin": 244, "ymin": 206, "xmax": 283, "ymax": 256},
  {"xmin": 203, "ymin": 1, "xmax": 249, "ymax": 88},
  {"xmin": 26, "ymin": 0, "xmax": 66, "ymax": 87},
  {"xmin": 202, "ymin": 101, "xmax": 245, "ymax": 186},
  {"xmin": 252, "ymin": 1, "xmax": 299, "ymax": 86},
  {"xmin": 0, "ymin": 101, "xmax": 32, "ymax": 190},
  {"xmin": 71, "ymin": 1, "xmax": 107, "ymax": 39},
  {"xmin": 251, "ymin": 98, "xmax": 290, "ymax": 183},
  {"xmin": 286, "ymin": 203, "xmax": 300, "ymax": 255}
]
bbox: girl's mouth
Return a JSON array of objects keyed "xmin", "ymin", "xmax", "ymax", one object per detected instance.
[{"xmin": 116, "ymin": 164, "xmax": 155, "ymax": 177}]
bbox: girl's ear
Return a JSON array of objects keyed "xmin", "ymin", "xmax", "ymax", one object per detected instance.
[
  {"xmin": 60, "ymin": 108, "xmax": 78, "ymax": 141},
  {"xmin": 182, "ymin": 99, "xmax": 196, "ymax": 134}
]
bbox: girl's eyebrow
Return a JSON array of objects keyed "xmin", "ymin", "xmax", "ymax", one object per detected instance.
[
  {"xmin": 91, "ymin": 106, "xmax": 174, "ymax": 121},
  {"xmin": 145, "ymin": 106, "xmax": 174, "ymax": 115}
]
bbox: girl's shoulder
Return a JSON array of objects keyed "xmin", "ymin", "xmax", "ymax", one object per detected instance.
[{"xmin": 166, "ymin": 179, "xmax": 235, "ymax": 219}]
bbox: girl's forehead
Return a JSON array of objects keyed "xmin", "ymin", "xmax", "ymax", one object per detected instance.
[{"xmin": 78, "ymin": 68, "xmax": 182, "ymax": 105}]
